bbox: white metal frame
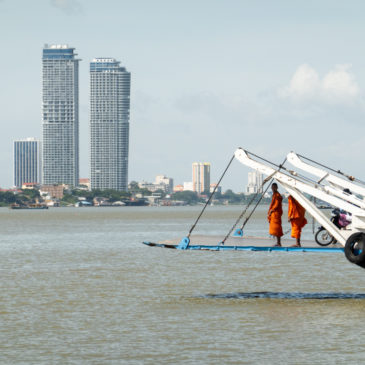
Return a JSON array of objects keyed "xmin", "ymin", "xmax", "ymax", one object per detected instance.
[
  {"xmin": 235, "ymin": 148, "xmax": 365, "ymax": 246},
  {"xmin": 287, "ymin": 152, "xmax": 365, "ymax": 208}
]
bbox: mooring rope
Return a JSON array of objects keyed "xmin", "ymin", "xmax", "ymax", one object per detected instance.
[
  {"xmin": 187, "ymin": 154, "xmax": 235, "ymax": 239},
  {"xmin": 219, "ymin": 177, "xmax": 274, "ymax": 245},
  {"xmin": 297, "ymin": 153, "xmax": 365, "ymax": 186},
  {"xmin": 246, "ymin": 150, "xmax": 326, "ymax": 187},
  {"xmin": 219, "ymin": 157, "xmax": 287, "ymax": 245}
]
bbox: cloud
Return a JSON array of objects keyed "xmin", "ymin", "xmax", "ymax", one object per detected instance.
[
  {"xmin": 50, "ymin": 0, "xmax": 83, "ymax": 14},
  {"xmin": 279, "ymin": 64, "xmax": 360, "ymax": 104},
  {"xmin": 322, "ymin": 65, "xmax": 359, "ymax": 100},
  {"xmin": 131, "ymin": 78, "xmax": 365, "ymax": 190}
]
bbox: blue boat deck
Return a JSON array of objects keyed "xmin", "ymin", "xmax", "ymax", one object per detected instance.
[{"xmin": 143, "ymin": 235, "xmax": 344, "ymax": 252}]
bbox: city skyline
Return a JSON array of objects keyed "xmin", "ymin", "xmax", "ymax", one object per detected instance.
[{"xmin": 2, "ymin": 1, "xmax": 365, "ymax": 191}]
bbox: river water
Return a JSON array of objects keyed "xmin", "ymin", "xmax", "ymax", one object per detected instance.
[{"xmin": 0, "ymin": 205, "xmax": 364, "ymax": 364}]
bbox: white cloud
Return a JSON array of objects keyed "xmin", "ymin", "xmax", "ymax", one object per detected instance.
[
  {"xmin": 322, "ymin": 64, "xmax": 359, "ymax": 100},
  {"xmin": 285, "ymin": 64, "xmax": 320, "ymax": 98},
  {"xmin": 279, "ymin": 64, "xmax": 360, "ymax": 104},
  {"xmin": 50, "ymin": 0, "xmax": 82, "ymax": 14}
]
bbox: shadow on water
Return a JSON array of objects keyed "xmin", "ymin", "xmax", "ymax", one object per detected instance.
[{"xmin": 202, "ymin": 292, "xmax": 365, "ymax": 299}]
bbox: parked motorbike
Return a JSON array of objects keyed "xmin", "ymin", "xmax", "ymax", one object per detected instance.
[{"xmin": 315, "ymin": 208, "xmax": 351, "ymax": 246}]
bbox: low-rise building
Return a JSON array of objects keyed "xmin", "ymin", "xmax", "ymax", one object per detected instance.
[
  {"xmin": 145, "ymin": 193, "xmax": 161, "ymax": 206},
  {"xmin": 93, "ymin": 197, "xmax": 110, "ymax": 206},
  {"xmin": 183, "ymin": 182, "xmax": 193, "ymax": 191},
  {"xmin": 155, "ymin": 175, "xmax": 173, "ymax": 193},
  {"xmin": 138, "ymin": 180, "xmax": 170, "ymax": 193},
  {"xmin": 40, "ymin": 185, "xmax": 64, "ymax": 200},
  {"xmin": 173, "ymin": 184, "xmax": 184, "ymax": 192},
  {"xmin": 210, "ymin": 183, "xmax": 222, "ymax": 194},
  {"xmin": 79, "ymin": 178, "xmax": 91, "ymax": 190},
  {"xmin": 0, "ymin": 188, "xmax": 21, "ymax": 194},
  {"xmin": 21, "ymin": 182, "xmax": 39, "ymax": 190}
]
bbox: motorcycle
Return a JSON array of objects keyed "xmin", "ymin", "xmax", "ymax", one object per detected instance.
[{"xmin": 314, "ymin": 208, "xmax": 351, "ymax": 246}]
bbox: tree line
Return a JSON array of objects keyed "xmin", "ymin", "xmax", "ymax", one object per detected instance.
[{"xmin": 0, "ymin": 185, "xmax": 274, "ymax": 207}]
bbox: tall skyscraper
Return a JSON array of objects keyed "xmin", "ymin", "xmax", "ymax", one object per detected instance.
[
  {"xmin": 14, "ymin": 138, "xmax": 41, "ymax": 188},
  {"xmin": 246, "ymin": 170, "xmax": 263, "ymax": 194},
  {"xmin": 90, "ymin": 58, "xmax": 131, "ymax": 191},
  {"xmin": 192, "ymin": 162, "xmax": 211, "ymax": 194},
  {"xmin": 42, "ymin": 44, "xmax": 80, "ymax": 186}
]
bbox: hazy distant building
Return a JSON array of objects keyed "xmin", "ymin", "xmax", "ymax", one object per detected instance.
[
  {"xmin": 183, "ymin": 181, "xmax": 193, "ymax": 191},
  {"xmin": 90, "ymin": 58, "xmax": 131, "ymax": 191},
  {"xmin": 173, "ymin": 184, "xmax": 184, "ymax": 192},
  {"xmin": 155, "ymin": 175, "xmax": 173, "ymax": 193},
  {"xmin": 42, "ymin": 44, "xmax": 80, "ymax": 186},
  {"xmin": 246, "ymin": 170, "xmax": 263, "ymax": 194},
  {"xmin": 192, "ymin": 162, "xmax": 210, "ymax": 194},
  {"xmin": 138, "ymin": 176, "xmax": 173, "ymax": 193},
  {"xmin": 13, "ymin": 138, "xmax": 41, "ymax": 188},
  {"xmin": 40, "ymin": 185, "xmax": 64, "ymax": 200},
  {"xmin": 79, "ymin": 178, "xmax": 91, "ymax": 190},
  {"xmin": 22, "ymin": 182, "xmax": 39, "ymax": 189},
  {"xmin": 209, "ymin": 183, "xmax": 222, "ymax": 194}
]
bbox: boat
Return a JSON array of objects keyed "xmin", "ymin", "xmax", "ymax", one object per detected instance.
[
  {"xmin": 10, "ymin": 203, "xmax": 49, "ymax": 210},
  {"xmin": 143, "ymin": 235, "xmax": 344, "ymax": 252},
  {"xmin": 143, "ymin": 147, "xmax": 365, "ymax": 269},
  {"xmin": 75, "ymin": 201, "xmax": 93, "ymax": 207},
  {"xmin": 123, "ymin": 198, "xmax": 148, "ymax": 206}
]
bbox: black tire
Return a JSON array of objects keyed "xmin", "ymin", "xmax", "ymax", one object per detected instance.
[
  {"xmin": 345, "ymin": 232, "xmax": 365, "ymax": 268},
  {"xmin": 315, "ymin": 227, "xmax": 335, "ymax": 246}
]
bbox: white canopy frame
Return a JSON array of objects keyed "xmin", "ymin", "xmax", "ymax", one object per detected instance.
[{"xmin": 235, "ymin": 148, "xmax": 365, "ymax": 247}]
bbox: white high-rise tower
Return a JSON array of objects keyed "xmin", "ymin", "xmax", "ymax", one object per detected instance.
[
  {"xmin": 90, "ymin": 58, "xmax": 131, "ymax": 191},
  {"xmin": 42, "ymin": 44, "xmax": 80, "ymax": 186},
  {"xmin": 246, "ymin": 170, "xmax": 263, "ymax": 194}
]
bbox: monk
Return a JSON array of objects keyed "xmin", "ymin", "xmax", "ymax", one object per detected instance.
[
  {"xmin": 268, "ymin": 183, "xmax": 283, "ymax": 246},
  {"xmin": 288, "ymin": 195, "xmax": 307, "ymax": 247}
]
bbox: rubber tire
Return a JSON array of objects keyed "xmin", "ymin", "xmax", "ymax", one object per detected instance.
[
  {"xmin": 345, "ymin": 232, "xmax": 365, "ymax": 268},
  {"xmin": 315, "ymin": 227, "xmax": 334, "ymax": 246}
]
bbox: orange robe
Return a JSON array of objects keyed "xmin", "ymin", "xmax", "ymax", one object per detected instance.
[
  {"xmin": 268, "ymin": 191, "xmax": 283, "ymax": 237},
  {"xmin": 288, "ymin": 196, "xmax": 307, "ymax": 239}
]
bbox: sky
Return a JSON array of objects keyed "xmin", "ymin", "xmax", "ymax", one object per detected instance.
[{"xmin": 1, "ymin": 0, "xmax": 365, "ymax": 191}]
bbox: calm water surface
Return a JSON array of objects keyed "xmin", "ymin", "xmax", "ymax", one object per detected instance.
[{"xmin": 0, "ymin": 205, "xmax": 364, "ymax": 364}]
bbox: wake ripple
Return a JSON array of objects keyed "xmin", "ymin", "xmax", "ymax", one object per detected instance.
[{"xmin": 202, "ymin": 292, "xmax": 365, "ymax": 299}]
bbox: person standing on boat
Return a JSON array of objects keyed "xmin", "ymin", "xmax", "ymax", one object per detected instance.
[
  {"xmin": 268, "ymin": 183, "xmax": 284, "ymax": 246},
  {"xmin": 288, "ymin": 195, "xmax": 307, "ymax": 247}
]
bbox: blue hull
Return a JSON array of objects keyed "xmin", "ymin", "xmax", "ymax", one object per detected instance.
[{"xmin": 142, "ymin": 241, "xmax": 344, "ymax": 253}]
